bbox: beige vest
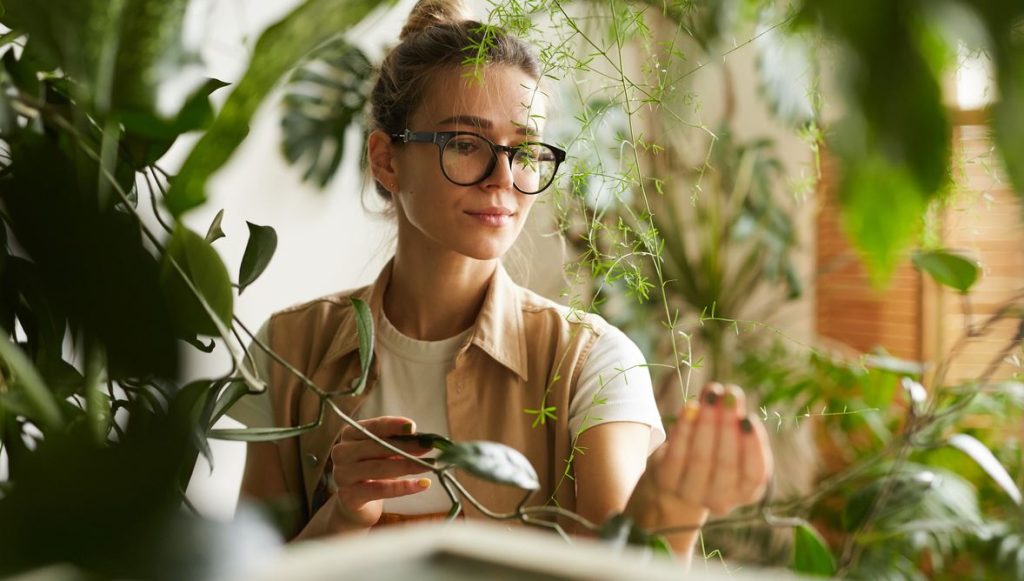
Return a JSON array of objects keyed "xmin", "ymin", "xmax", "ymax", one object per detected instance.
[{"xmin": 265, "ymin": 261, "xmax": 609, "ymax": 529}]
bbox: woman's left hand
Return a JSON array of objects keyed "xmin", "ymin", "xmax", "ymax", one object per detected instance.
[{"xmin": 625, "ymin": 382, "xmax": 773, "ymax": 534}]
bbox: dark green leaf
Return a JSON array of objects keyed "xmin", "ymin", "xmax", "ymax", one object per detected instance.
[
  {"xmin": 205, "ymin": 209, "xmax": 226, "ymax": 243},
  {"xmin": 165, "ymin": 0, "xmax": 383, "ymax": 216},
  {"xmin": 122, "ymin": 78, "xmax": 230, "ymax": 169},
  {"xmin": 350, "ymin": 297, "xmax": 373, "ymax": 395},
  {"xmin": 83, "ymin": 341, "xmax": 110, "ymax": 444},
  {"xmin": 209, "ymin": 398, "xmax": 325, "ymax": 442},
  {"xmin": 392, "ymin": 432, "xmax": 454, "ymax": 452},
  {"xmin": 912, "ymin": 249, "xmax": 980, "ymax": 294},
  {"xmin": 799, "ymin": 0, "xmax": 951, "ymax": 284},
  {"xmin": 980, "ymin": 4, "xmax": 1024, "ymax": 205},
  {"xmin": 280, "ymin": 39, "xmax": 373, "ymax": 187},
  {"xmin": 209, "ymin": 380, "xmax": 256, "ymax": 425},
  {"xmin": 438, "ymin": 441, "xmax": 540, "ymax": 490},
  {"xmin": 948, "ymin": 434, "xmax": 1022, "ymax": 506},
  {"xmin": 159, "ymin": 225, "xmax": 234, "ymax": 337},
  {"xmin": 238, "ymin": 222, "xmax": 277, "ymax": 294},
  {"xmin": 599, "ymin": 513, "xmax": 634, "ymax": 549},
  {"xmin": 1, "ymin": 133, "xmax": 178, "ymax": 379},
  {"xmin": 0, "ymin": 335, "xmax": 62, "ymax": 431},
  {"xmin": 2, "ymin": 0, "xmax": 195, "ymax": 115},
  {"xmin": 791, "ymin": 523, "xmax": 836, "ymax": 576},
  {"xmin": 169, "ymin": 380, "xmax": 216, "ymax": 482}
]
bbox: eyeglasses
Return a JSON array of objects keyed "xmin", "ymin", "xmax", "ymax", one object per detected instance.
[{"xmin": 389, "ymin": 129, "xmax": 566, "ymax": 195}]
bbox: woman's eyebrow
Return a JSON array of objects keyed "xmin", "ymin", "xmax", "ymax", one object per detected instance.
[{"xmin": 435, "ymin": 114, "xmax": 538, "ymax": 136}]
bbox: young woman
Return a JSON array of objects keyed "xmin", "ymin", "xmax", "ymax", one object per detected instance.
[{"xmin": 228, "ymin": 0, "xmax": 772, "ymax": 565}]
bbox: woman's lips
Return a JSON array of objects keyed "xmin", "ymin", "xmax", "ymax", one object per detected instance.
[{"xmin": 464, "ymin": 209, "xmax": 515, "ymax": 227}]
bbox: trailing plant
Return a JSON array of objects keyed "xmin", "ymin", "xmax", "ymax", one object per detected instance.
[{"xmin": 1, "ymin": 0, "xmax": 1023, "ymax": 579}]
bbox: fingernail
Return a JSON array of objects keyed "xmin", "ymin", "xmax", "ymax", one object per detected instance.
[
  {"xmin": 402, "ymin": 423, "xmax": 414, "ymax": 434},
  {"xmin": 703, "ymin": 390, "xmax": 720, "ymax": 406},
  {"xmin": 417, "ymin": 478, "xmax": 431, "ymax": 489},
  {"xmin": 683, "ymin": 402, "xmax": 700, "ymax": 422},
  {"xmin": 739, "ymin": 417, "xmax": 753, "ymax": 434},
  {"xmin": 723, "ymin": 392, "xmax": 736, "ymax": 408}
]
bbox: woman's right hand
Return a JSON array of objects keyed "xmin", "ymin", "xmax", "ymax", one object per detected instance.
[{"xmin": 326, "ymin": 416, "xmax": 434, "ymax": 530}]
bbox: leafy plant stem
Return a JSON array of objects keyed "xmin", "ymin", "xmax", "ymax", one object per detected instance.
[{"xmin": 142, "ymin": 166, "xmax": 175, "ymax": 235}]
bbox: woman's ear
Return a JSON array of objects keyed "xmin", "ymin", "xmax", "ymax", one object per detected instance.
[{"xmin": 368, "ymin": 129, "xmax": 400, "ymax": 194}]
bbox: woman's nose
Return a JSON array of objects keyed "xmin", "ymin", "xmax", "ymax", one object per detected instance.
[{"xmin": 480, "ymin": 148, "xmax": 516, "ymax": 191}]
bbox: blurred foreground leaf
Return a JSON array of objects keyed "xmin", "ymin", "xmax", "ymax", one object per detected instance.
[{"xmin": 165, "ymin": 0, "xmax": 385, "ymax": 216}]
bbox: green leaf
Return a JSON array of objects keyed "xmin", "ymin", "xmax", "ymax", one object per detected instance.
[
  {"xmin": 599, "ymin": 513, "xmax": 634, "ymax": 549},
  {"xmin": 791, "ymin": 523, "xmax": 836, "ymax": 576},
  {"xmin": 122, "ymin": 78, "xmax": 230, "ymax": 169},
  {"xmin": 209, "ymin": 380, "xmax": 256, "ymax": 425},
  {"xmin": 237, "ymin": 222, "xmax": 277, "ymax": 295},
  {"xmin": 438, "ymin": 441, "xmax": 540, "ymax": 491},
  {"xmin": 392, "ymin": 432, "xmax": 454, "ymax": 452},
  {"xmin": 754, "ymin": 7, "xmax": 814, "ymax": 125},
  {"xmin": 2, "ymin": 0, "xmax": 195, "ymax": 115},
  {"xmin": 948, "ymin": 434, "xmax": 1022, "ymax": 506},
  {"xmin": 169, "ymin": 379, "xmax": 216, "ymax": 482},
  {"xmin": 648, "ymin": 534, "xmax": 673, "ymax": 557},
  {"xmin": 2, "ymin": 132, "xmax": 178, "ymax": 379},
  {"xmin": 0, "ymin": 335, "xmax": 63, "ymax": 431},
  {"xmin": 159, "ymin": 225, "xmax": 234, "ymax": 337},
  {"xmin": 350, "ymin": 297, "xmax": 373, "ymax": 395},
  {"xmin": 839, "ymin": 151, "xmax": 927, "ymax": 286},
  {"xmin": 980, "ymin": 4, "xmax": 1024, "ymax": 205},
  {"xmin": 165, "ymin": 0, "xmax": 384, "ymax": 217},
  {"xmin": 911, "ymin": 249, "xmax": 980, "ymax": 294},
  {"xmin": 83, "ymin": 341, "xmax": 110, "ymax": 445},
  {"xmin": 205, "ymin": 209, "xmax": 226, "ymax": 243},
  {"xmin": 280, "ymin": 39, "xmax": 373, "ymax": 187},
  {"xmin": 209, "ymin": 398, "xmax": 324, "ymax": 442}
]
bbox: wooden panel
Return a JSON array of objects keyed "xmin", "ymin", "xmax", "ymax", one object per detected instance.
[{"xmin": 815, "ymin": 122, "xmax": 1022, "ymax": 386}]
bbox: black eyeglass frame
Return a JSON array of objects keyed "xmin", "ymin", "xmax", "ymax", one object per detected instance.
[{"xmin": 389, "ymin": 129, "xmax": 567, "ymax": 195}]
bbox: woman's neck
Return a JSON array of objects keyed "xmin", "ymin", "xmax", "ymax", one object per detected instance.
[{"xmin": 384, "ymin": 243, "xmax": 497, "ymax": 342}]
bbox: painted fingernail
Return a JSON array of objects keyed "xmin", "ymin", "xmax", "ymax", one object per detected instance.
[
  {"xmin": 739, "ymin": 417, "xmax": 753, "ymax": 434},
  {"xmin": 417, "ymin": 478, "xmax": 431, "ymax": 489},
  {"xmin": 402, "ymin": 423, "xmax": 415, "ymax": 434},
  {"xmin": 723, "ymin": 392, "xmax": 737, "ymax": 408},
  {"xmin": 704, "ymin": 390, "xmax": 720, "ymax": 406},
  {"xmin": 684, "ymin": 402, "xmax": 700, "ymax": 422}
]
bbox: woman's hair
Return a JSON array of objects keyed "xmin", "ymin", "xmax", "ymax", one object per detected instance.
[{"xmin": 367, "ymin": 0, "xmax": 542, "ymax": 202}]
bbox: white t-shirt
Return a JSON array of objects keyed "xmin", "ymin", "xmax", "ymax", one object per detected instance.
[{"xmin": 228, "ymin": 310, "xmax": 666, "ymax": 515}]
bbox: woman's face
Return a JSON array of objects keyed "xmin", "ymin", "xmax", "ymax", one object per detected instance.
[{"xmin": 385, "ymin": 65, "xmax": 547, "ymax": 261}]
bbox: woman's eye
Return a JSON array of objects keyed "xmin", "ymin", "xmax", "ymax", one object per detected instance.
[{"xmin": 452, "ymin": 141, "xmax": 478, "ymax": 154}]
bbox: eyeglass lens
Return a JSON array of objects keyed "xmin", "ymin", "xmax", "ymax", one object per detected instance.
[{"xmin": 440, "ymin": 134, "xmax": 558, "ymax": 194}]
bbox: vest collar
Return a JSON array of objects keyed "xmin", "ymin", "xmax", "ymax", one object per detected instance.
[{"xmin": 321, "ymin": 259, "xmax": 529, "ymax": 381}]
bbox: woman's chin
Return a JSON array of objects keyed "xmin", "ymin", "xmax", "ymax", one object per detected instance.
[{"xmin": 451, "ymin": 237, "xmax": 516, "ymax": 261}]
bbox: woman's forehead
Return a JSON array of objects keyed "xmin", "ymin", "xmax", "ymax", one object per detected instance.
[{"xmin": 414, "ymin": 66, "xmax": 546, "ymax": 135}]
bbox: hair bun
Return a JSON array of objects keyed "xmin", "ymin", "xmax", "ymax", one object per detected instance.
[{"xmin": 399, "ymin": 0, "xmax": 474, "ymax": 41}]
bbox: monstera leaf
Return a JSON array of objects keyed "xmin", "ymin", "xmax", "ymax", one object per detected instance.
[{"xmin": 281, "ymin": 39, "xmax": 373, "ymax": 187}]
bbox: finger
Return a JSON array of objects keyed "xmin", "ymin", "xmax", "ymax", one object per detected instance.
[
  {"xmin": 340, "ymin": 437, "xmax": 434, "ymax": 462},
  {"xmin": 705, "ymin": 384, "xmax": 746, "ymax": 515},
  {"xmin": 655, "ymin": 400, "xmax": 699, "ymax": 491},
  {"xmin": 340, "ymin": 416, "xmax": 416, "ymax": 441},
  {"xmin": 335, "ymin": 457, "xmax": 431, "ymax": 486},
  {"xmin": 739, "ymin": 414, "xmax": 773, "ymax": 505},
  {"xmin": 678, "ymin": 383, "xmax": 724, "ymax": 505},
  {"xmin": 341, "ymin": 477, "xmax": 432, "ymax": 506}
]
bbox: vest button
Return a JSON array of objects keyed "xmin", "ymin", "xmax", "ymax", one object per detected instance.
[{"xmin": 304, "ymin": 453, "xmax": 319, "ymax": 467}]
